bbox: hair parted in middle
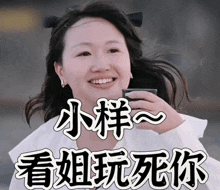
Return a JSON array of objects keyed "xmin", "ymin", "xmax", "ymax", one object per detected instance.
[{"xmin": 25, "ymin": 1, "xmax": 190, "ymax": 124}]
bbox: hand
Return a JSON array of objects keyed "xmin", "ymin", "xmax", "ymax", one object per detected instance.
[{"xmin": 125, "ymin": 91, "xmax": 184, "ymax": 134}]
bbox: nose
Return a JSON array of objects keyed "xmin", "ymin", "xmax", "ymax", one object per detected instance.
[{"xmin": 90, "ymin": 54, "xmax": 111, "ymax": 72}]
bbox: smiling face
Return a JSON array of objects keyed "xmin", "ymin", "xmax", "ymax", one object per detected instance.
[{"xmin": 55, "ymin": 17, "xmax": 131, "ymax": 107}]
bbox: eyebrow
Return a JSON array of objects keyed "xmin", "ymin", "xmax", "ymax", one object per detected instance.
[
  {"xmin": 71, "ymin": 42, "xmax": 92, "ymax": 50},
  {"xmin": 70, "ymin": 40, "xmax": 123, "ymax": 50},
  {"xmin": 105, "ymin": 40, "xmax": 123, "ymax": 45}
]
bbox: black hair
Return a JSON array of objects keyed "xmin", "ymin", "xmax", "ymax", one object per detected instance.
[{"xmin": 25, "ymin": 1, "xmax": 190, "ymax": 124}]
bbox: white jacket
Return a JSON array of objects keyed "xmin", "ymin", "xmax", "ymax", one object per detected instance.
[{"xmin": 8, "ymin": 114, "xmax": 220, "ymax": 190}]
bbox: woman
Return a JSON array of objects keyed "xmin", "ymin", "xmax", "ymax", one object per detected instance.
[{"xmin": 9, "ymin": 1, "xmax": 220, "ymax": 189}]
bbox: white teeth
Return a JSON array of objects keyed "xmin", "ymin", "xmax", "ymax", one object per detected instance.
[{"xmin": 91, "ymin": 78, "xmax": 113, "ymax": 84}]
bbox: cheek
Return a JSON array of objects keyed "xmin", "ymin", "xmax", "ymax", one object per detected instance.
[
  {"xmin": 119, "ymin": 55, "xmax": 131, "ymax": 74},
  {"xmin": 63, "ymin": 61, "xmax": 88, "ymax": 80},
  {"xmin": 65, "ymin": 70, "xmax": 83, "ymax": 84},
  {"xmin": 117, "ymin": 56, "xmax": 131, "ymax": 86}
]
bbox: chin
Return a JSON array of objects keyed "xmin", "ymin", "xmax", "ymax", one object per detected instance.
[{"xmin": 92, "ymin": 91, "xmax": 123, "ymax": 102}]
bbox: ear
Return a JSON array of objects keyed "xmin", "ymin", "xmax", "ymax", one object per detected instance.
[{"xmin": 54, "ymin": 62, "xmax": 66, "ymax": 84}]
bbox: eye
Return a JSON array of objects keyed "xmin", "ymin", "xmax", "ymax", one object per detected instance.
[
  {"xmin": 77, "ymin": 51, "xmax": 91, "ymax": 57},
  {"xmin": 109, "ymin": 48, "xmax": 119, "ymax": 53}
]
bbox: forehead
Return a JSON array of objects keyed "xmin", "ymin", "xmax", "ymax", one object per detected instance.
[{"xmin": 64, "ymin": 17, "xmax": 126, "ymax": 46}]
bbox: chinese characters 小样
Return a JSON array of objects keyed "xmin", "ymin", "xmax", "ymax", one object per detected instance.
[{"xmin": 54, "ymin": 98, "xmax": 166, "ymax": 140}]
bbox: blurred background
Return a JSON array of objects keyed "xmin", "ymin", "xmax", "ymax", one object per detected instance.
[{"xmin": 0, "ymin": 0, "xmax": 220, "ymax": 189}]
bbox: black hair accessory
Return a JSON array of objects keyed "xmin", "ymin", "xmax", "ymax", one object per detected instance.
[
  {"xmin": 127, "ymin": 12, "xmax": 142, "ymax": 27},
  {"xmin": 43, "ymin": 16, "xmax": 60, "ymax": 28},
  {"xmin": 43, "ymin": 12, "xmax": 143, "ymax": 28}
]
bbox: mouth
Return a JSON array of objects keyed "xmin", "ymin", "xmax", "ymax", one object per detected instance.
[{"xmin": 89, "ymin": 78, "xmax": 116, "ymax": 85}]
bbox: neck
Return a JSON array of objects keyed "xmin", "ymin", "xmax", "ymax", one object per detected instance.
[
  {"xmin": 76, "ymin": 99, "xmax": 119, "ymax": 152},
  {"xmin": 76, "ymin": 125, "xmax": 118, "ymax": 152},
  {"xmin": 77, "ymin": 96, "xmax": 97, "ymax": 115}
]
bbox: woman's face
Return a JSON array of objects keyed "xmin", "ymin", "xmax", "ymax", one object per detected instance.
[{"xmin": 55, "ymin": 17, "xmax": 131, "ymax": 105}]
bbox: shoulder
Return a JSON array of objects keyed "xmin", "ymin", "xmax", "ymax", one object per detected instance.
[
  {"xmin": 179, "ymin": 113, "xmax": 208, "ymax": 138},
  {"xmin": 128, "ymin": 113, "xmax": 208, "ymax": 139},
  {"xmin": 118, "ymin": 114, "xmax": 208, "ymax": 151},
  {"xmin": 9, "ymin": 116, "xmax": 75, "ymax": 163}
]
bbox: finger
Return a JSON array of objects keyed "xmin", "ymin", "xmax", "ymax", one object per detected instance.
[
  {"xmin": 125, "ymin": 91, "xmax": 161, "ymax": 103},
  {"xmin": 129, "ymin": 100, "xmax": 154, "ymax": 111},
  {"xmin": 130, "ymin": 109, "xmax": 142, "ymax": 117}
]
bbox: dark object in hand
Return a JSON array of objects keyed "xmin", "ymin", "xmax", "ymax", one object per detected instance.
[{"xmin": 122, "ymin": 88, "xmax": 157, "ymax": 101}]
